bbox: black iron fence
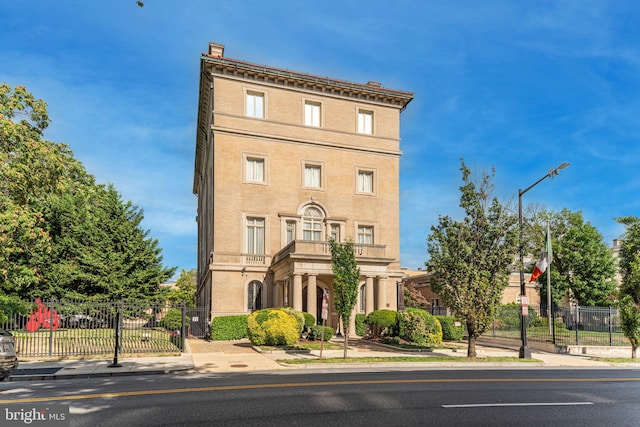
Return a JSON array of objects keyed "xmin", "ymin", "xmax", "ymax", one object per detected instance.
[
  {"xmin": 1, "ymin": 299, "xmax": 206, "ymax": 358},
  {"xmin": 483, "ymin": 304, "xmax": 629, "ymax": 347}
]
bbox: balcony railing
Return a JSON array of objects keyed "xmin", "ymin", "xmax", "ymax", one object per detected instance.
[{"xmin": 272, "ymin": 240, "xmax": 388, "ymax": 264}]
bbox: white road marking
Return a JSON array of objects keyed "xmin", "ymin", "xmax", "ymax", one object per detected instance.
[{"xmin": 443, "ymin": 402, "xmax": 594, "ymax": 408}]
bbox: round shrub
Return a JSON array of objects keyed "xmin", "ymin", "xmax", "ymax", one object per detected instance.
[
  {"xmin": 281, "ymin": 307, "xmax": 305, "ymax": 335},
  {"xmin": 302, "ymin": 312, "xmax": 316, "ymax": 330},
  {"xmin": 247, "ymin": 308, "xmax": 299, "ymax": 346},
  {"xmin": 307, "ymin": 325, "xmax": 335, "ymax": 341},
  {"xmin": 159, "ymin": 309, "xmax": 188, "ymax": 331},
  {"xmin": 365, "ymin": 309, "xmax": 399, "ymax": 337},
  {"xmin": 436, "ymin": 316, "xmax": 464, "ymax": 341},
  {"xmin": 399, "ymin": 308, "xmax": 442, "ymax": 345},
  {"xmin": 496, "ymin": 304, "xmax": 538, "ymax": 330}
]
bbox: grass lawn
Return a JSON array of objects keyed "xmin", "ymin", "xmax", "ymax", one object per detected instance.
[{"xmin": 278, "ymin": 355, "xmax": 541, "ymax": 364}]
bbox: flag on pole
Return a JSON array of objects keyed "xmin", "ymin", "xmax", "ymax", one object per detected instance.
[{"xmin": 530, "ymin": 225, "xmax": 552, "ymax": 282}]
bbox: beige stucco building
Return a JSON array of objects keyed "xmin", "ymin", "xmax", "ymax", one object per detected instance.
[{"xmin": 193, "ymin": 42, "xmax": 413, "ymax": 330}]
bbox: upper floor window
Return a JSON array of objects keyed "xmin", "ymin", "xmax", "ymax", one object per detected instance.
[
  {"xmin": 329, "ymin": 223, "xmax": 340, "ymax": 242},
  {"xmin": 304, "ymin": 101, "xmax": 321, "ymax": 127},
  {"xmin": 356, "ymin": 169, "xmax": 375, "ymax": 194},
  {"xmin": 357, "ymin": 225, "xmax": 374, "ymax": 244},
  {"xmin": 285, "ymin": 220, "xmax": 296, "ymax": 245},
  {"xmin": 303, "ymin": 163, "xmax": 323, "ymax": 189},
  {"xmin": 245, "ymin": 156, "xmax": 265, "ymax": 183},
  {"xmin": 357, "ymin": 110, "xmax": 373, "ymax": 134},
  {"xmin": 302, "ymin": 207, "xmax": 323, "ymax": 241},
  {"xmin": 246, "ymin": 91, "xmax": 264, "ymax": 118},
  {"xmin": 246, "ymin": 217, "xmax": 265, "ymax": 254}
]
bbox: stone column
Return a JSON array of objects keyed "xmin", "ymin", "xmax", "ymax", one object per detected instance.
[
  {"xmin": 306, "ymin": 274, "xmax": 317, "ymax": 321},
  {"xmin": 365, "ymin": 276, "xmax": 375, "ymax": 314},
  {"xmin": 273, "ymin": 281, "xmax": 282, "ymax": 307},
  {"xmin": 293, "ymin": 273, "xmax": 303, "ymax": 312},
  {"xmin": 376, "ymin": 276, "xmax": 387, "ymax": 310}
]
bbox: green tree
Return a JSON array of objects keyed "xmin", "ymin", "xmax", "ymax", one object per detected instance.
[
  {"xmin": 426, "ymin": 160, "xmax": 518, "ymax": 357},
  {"xmin": 615, "ymin": 216, "xmax": 640, "ymax": 358},
  {"xmin": 528, "ymin": 209, "xmax": 616, "ymax": 307},
  {"xmin": 166, "ymin": 269, "xmax": 197, "ymax": 307},
  {"xmin": 1, "ymin": 84, "xmax": 174, "ymax": 300},
  {"xmin": 329, "ymin": 238, "xmax": 361, "ymax": 359}
]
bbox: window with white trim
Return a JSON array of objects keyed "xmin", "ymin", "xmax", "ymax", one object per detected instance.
[
  {"xmin": 245, "ymin": 157, "xmax": 265, "ymax": 183},
  {"xmin": 246, "ymin": 91, "xmax": 264, "ymax": 118},
  {"xmin": 285, "ymin": 220, "xmax": 296, "ymax": 245},
  {"xmin": 357, "ymin": 109, "xmax": 373, "ymax": 134},
  {"xmin": 302, "ymin": 207, "xmax": 323, "ymax": 241},
  {"xmin": 304, "ymin": 101, "xmax": 321, "ymax": 127},
  {"xmin": 303, "ymin": 163, "xmax": 322, "ymax": 188},
  {"xmin": 357, "ymin": 169, "xmax": 374, "ymax": 194},
  {"xmin": 329, "ymin": 223, "xmax": 340, "ymax": 242},
  {"xmin": 357, "ymin": 225, "xmax": 374, "ymax": 244},
  {"xmin": 246, "ymin": 217, "xmax": 265, "ymax": 254}
]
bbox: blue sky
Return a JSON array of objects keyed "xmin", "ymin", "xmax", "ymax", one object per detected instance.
[{"xmin": 2, "ymin": 1, "xmax": 639, "ymax": 276}]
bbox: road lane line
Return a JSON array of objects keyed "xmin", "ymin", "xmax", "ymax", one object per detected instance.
[
  {"xmin": 443, "ymin": 402, "xmax": 594, "ymax": 408},
  {"xmin": 1, "ymin": 377, "xmax": 639, "ymax": 404}
]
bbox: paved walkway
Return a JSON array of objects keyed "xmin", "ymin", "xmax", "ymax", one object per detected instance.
[{"xmin": 6, "ymin": 337, "xmax": 638, "ymax": 381}]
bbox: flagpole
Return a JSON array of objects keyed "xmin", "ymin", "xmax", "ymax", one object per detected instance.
[{"xmin": 517, "ymin": 162, "xmax": 569, "ymax": 359}]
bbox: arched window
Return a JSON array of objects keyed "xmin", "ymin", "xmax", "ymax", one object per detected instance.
[
  {"xmin": 302, "ymin": 207, "xmax": 324, "ymax": 241},
  {"xmin": 248, "ymin": 280, "xmax": 263, "ymax": 311}
]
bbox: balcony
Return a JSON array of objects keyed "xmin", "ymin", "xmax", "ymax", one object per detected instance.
[{"xmin": 272, "ymin": 240, "xmax": 389, "ymax": 265}]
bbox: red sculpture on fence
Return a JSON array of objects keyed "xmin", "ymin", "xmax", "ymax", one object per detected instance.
[{"xmin": 25, "ymin": 299, "xmax": 60, "ymax": 332}]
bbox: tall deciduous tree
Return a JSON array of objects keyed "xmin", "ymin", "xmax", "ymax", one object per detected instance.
[
  {"xmin": 329, "ymin": 238, "xmax": 361, "ymax": 359},
  {"xmin": 526, "ymin": 209, "xmax": 617, "ymax": 307},
  {"xmin": 166, "ymin": 269, "xmax": 196, "ymax": 307},
  {"xmin": 426, "ymin": 160, "xmax": 518, "ymax": 357},
  {"xmin": 616, "ymin": 216, "xmax": 640, "ymax": 358},
  {"xmin": 1, "ymin": 84, "xmax": 174, "ymax": 300}
]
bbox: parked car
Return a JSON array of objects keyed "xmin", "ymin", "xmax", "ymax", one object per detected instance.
[
  {"xmin": 60, "ymin": 314, "xmax": 110, "ymax": 329},
  {"xmin": 0, "ymin": 328, "xmax": 19, "ymax": 381}
]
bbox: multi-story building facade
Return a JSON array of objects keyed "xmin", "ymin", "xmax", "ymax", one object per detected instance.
[{"xmin": 193, "ymin": 42, "xmax": 413, "ymax": 330}]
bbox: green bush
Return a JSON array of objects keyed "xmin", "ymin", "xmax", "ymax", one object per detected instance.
[
  {"xmin": 247, "ymin": 308, "xmax": 299, "ymax": 346},
  {"xmin": 302, "ymin": 312, "xmax": 316, "ymax": 329},
  {"xmin": 159, "ymin": 309, "xmax": 188, "ymax": 331},
  {"xmin": 281, "ymin": 307, "xmax": 305, "ymax": 335},
  {"xmin": 496, "ymin": 304, "xmax": 538, "ymax": 330},
  {"xmin": 307, "ymin": 325, "xmax": 335, "ymax": 341},
  {"xmin": 355, "ymin": 313, "xmax": 366, "ymax": 337},
  {"xmin": 365, "ymin": 309, "xmax": 399, "ymax": 337},
  {"xmin": 210, "ymin": 315, "xmax": 248, "ymax": 340},
  {"xmin": 398, "ymin": 308, "xmax": 442, "ymax": 346},
  {"xmin": 436, "ymin": 316, "xmax": 464, "ymax": 341}
]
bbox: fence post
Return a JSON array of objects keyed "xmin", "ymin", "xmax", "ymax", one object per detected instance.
[
  {"xmin": 609, "ymin": 306, "xmax": 613, "ymax": 347},
  {"xmin": 575, "ymin": 306, "xmax": 579, "ymax": 345},
  {"xmin": 48, "ymin": 299, "xmax": 54, "ymax": 358},
  {"xmin": 180, "ymin": 300, "xmax": 186, "ymax": 352},
  {"xmin": 552, "ymin": 304, "xmax": 556, "ymax": 345},
  {"xmin": 108, "ymin": 301, "xmax": 123, "ymax": 368}
]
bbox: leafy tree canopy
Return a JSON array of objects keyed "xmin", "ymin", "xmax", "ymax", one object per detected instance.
[
  {"xmin": 426, "ymin": 159, "xmax": 518, "ymax": 357},
  {"xmin": 1, "ymin": 84, "xmax": 175, "ymax": 301},
  {"xmin": 615, "ymin": 216, "xmax": 640, "ymax": 358},
  {"xmin": 330, "ymin": 238, "xmax": 361, "ymax": 358}
]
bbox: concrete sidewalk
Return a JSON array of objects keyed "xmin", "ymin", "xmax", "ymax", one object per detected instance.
[{"xmin": 7, "ymin": 337, "xmax": 638, "ymax": 381}]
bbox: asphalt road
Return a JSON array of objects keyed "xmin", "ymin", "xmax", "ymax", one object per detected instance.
[{"xmin": 2, "ymin": 369, "xmax": 640, "ymax": 426}]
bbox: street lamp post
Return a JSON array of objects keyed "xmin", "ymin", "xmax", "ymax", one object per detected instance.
[{"xmin": 518, "ymin": 162, "xmax": 569, "ymax": 359}]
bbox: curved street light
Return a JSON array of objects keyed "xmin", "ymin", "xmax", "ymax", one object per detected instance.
[{"xmin": 518, "ymin": 162, "xmax": 570, "ymax": 359}]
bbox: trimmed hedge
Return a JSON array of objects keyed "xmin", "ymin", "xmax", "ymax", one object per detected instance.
[
  {"xmin": 281, "ymin": 307, "xmax": 305, "ymax": 335},
  {"xmin": 159, "ymin": 308, "xmax": 189, "ymax": 331},
  {"xmin": 303, "ymin": 312, "xmax": 316, "ymax": 330},
  {"xmin": 436, "ymin": 316, "xmax": 464, "ymax": 341},
  {"xmin": 496, "ymin": 303, "xmax": 539, "ymax": 330},
  {"xmin": 210, "ymin": 315, "xmax": 248, "ymax": 340},
  {"xmin": 355, "ymin": 313, "xmax": 366, "ymax": 337},
  {"xmin": 398, "ymin": 308, "xmax": 442, "ymax": 346},
  {"xmin": 247, "ymin": 308, "xmax": 299, "ymax": 346},
  {"xmin": 365, "ymin": 309, "xmax": 399, "ymax": 337},
  {"xmin": 307, "ymin": 325, "xmax": 335, "ymax": 341}
]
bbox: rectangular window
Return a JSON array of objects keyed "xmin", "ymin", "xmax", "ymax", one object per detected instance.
[
  {"xmin": 285, "ymin": 221, "xmax": 296, "ymax": 245},
  {"xmin": 330, "ymin": 224, "xmax": 340, "ymax": 242},
  {"xmin": 303, "ymin": 219, "xmax": 323, "ymax": 241},
  {"xmin": 357, "ymin": 225, "xmax": 374, "ymax": 244},
  {"xmin": 246, "ymin": 217, "xmax": 265, "ymax": 254},
  {"xmin": 304, "ymin": 101, "xmax": 321, "ymax": 127},
  {"xmin": 304, "ymin": 164, "xmax": 322, "ymax": 188},
  {"xmin": 357, "ymin": 110, "xmax": 373, "ymax": 134},
  {"xmin": 245, "ymin": 157, "xmax": 265, "ymax": 182},
  {"xmin": 357, "ymin": 170, "xmax": 374, "ymax": 193},
  {"xmin": 246, "ymin": 91, "xmax": 264, "ymax": 118}
]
